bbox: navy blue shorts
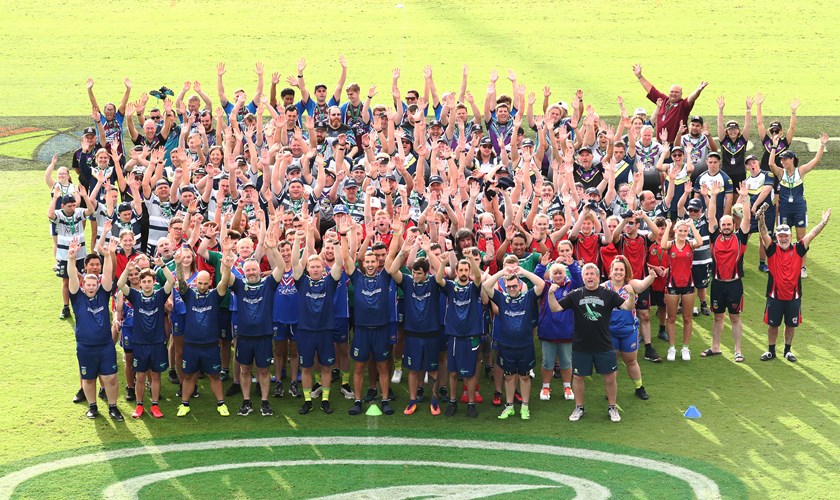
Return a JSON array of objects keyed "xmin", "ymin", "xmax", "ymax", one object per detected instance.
[
  {"xmin": 404, "ymin": 335, "xmax": 440, "ymax": 372},
  {"xmin": 231, "ymin": 310, "xmax": 239, "ymax": 338},
  {"xmin": 272, "ymin": 322, "xmax": 296, "ymax": 341},
  {"xmin": 438, "ymin": 331, "xmax": 448, "ymax": 352},
  {"xmin": 235, "ymin": 335, "xmax": 274, "ymax": 368},
  {"xmin": 387, "ymin": 322, "xmax": 399, "ymax": 345},
  {"xmin": 77, "ymin": 342, "xmax": 118, "ymax": 380},
  {"xmin": 397, "ymin": 298, "xmax": 405, "ymax": 323},
  {"xmin": 120, "ymin": 327, "xmax": 133, "ymax": 353},
  {"xmin": 171, "ymin": 313, "xmax": 185, "ymax": 337},
  {"xmin": 218, "ymin": 307, "xmax": 233, "ymax": 341},
  {"xmin": 132, "ymin": 343, "xmax": 169, "ymax": 373},
  {"xmin": 497, "ymin": 344, "xmax": 536, "ymax": 376},
  {"xmin": 182, "ymin": 343, "xmax": 222, "ymax": 375},
  {"xmin": 56, "ymin": 259, "xmax": 85, "ymax": 279},
  {"xmin": 572, "ymin": 350, "xmax": 618, "ymax": 377},
  {"xmin": 779, "ymin": 203, "xmax": 808, "ymax": 228},
  {"xmin": 333, "ymin": 317, "xmax": 349, "ymax": 343},
  {"xmin": 692, "ymin": 263, "xmax": 711, "ymax": 289},
  {"xmin": 296, "ymin": 328, "xmax": 336, "ymax": 368},
  {"xmin": 447, "ymin": 336, "xmax": 480, "ymax": 377},
  {"xmin": 611, "ymin": 333, "xmax": 639, "ymax": 353},
  {"xmin": 764, "ymin": 297, "xmax": 802, "ymax": 328},
  {"xmin": 352, "ymin": 326, "xmax": 390, "ymax": 362},
  {"xmin": 750, "ymin": 205, "xmax": 776, "ymax": 234}
]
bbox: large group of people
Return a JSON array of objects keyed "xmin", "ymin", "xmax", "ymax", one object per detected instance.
[{"xmin": 52, "ymin": 59, "xmax": 831, "ymax": 424}]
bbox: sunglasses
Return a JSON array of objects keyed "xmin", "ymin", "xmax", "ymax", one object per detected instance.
[{"xmin": 480, "ymin": 144, "xmax": 492, "ymax": 148}]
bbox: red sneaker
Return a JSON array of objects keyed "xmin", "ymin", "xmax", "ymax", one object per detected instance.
[
  {"xmin": 131, "ymin": 405, "xmax": 144, "ymax": 419},
  {"xmin": 514, "ymin": 391, "xmax": 523, "ymax": 404},
  {"xmin": 150, "ymin": 405, "xmax": 164, "ymax": 418},
  {"xmin": 492, "ymin": 392, "xmax": 502, "ymax": 407},
  {"xmin": 474, "ymin": 391, "xmax": 484, "ymax": 404},
  {"xmin": 460, "ymin": 390, "xmax": 469, "ymax": 404}
]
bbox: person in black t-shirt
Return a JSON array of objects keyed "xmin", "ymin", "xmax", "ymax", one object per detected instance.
[{"xmin": 549, "ymin": 263, "xmax": 635, "ymax": 423}]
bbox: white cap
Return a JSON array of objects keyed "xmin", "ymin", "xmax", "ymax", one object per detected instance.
[
  {"xmin": 557, "ymin": 101, "xmax": 569, "ymax": 112},
  {"xmin": 634, "ymin": 107, "xmax": 647, "ymax": 116}
]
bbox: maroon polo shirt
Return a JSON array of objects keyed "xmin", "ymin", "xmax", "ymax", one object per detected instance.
[{"xmin": 646, "ymin": 85, "xmax": 694, "ymax": 144}]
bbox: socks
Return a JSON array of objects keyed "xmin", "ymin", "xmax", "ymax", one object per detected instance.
[
  {"xmin": 303, "ymin": 389, "xmax": 312, "ymax": 402},
  {"xmin": 768, "ymin": 344, "xmax": 776, "ymax": 355},
  {"xmin": 700, "ymin": 301, "xmax": 707, "ymax": 308},
  {"xmin": 89, "ymin": 403, "xmax": 97, "ymax": 410},
  {"xmin": 542, "ymin": 383, "xmax": 550, "ymax": 389},
  {"xmin": 217, "ymin": 400, "xmax": 225, "ymax": 406},
  {"xmin": 181, "ymin": 401, "xmax": 190, "ymax": 406},
  {"xmin": 261, "ymin": 399, "xmax": 268, "ymax": 406},
  {"xmin": 151, "ymin": 401, "xmax": 159, "ymax": 406},
  {"xmin": 322, "ymin": 388, "xmax": 331, "ymax": 401},
  {"xmin": 394, "ymin": 359, "xmax": 402, "ymax": 372},
  {"xmin": 314, "ymin": 372, "xmax": 321, "ymax": 384},
  {"xmin": 563, "ymin": 382, "xmax": 571, "ymax": 388},
  {"xmin": 108, "ymin": 404, "xmax": 117, "ymax": 410},
  {"xmin": 784, "ymin": 344, "xmax": 792, "ymax": 355},
  {"xmin": 243, "ymin": 399, "xmax": 251, "ymax": 406},
  {"xmin": 633, "ymin": 378, "xmax": 643, "ymax": 390},
  {"xmin": 341, "ymin": 372, "xmax": 350, "ymax": 385},
  {"xmin": 644, "ymin": 343, "xmax": 652, "ymax": 350}
]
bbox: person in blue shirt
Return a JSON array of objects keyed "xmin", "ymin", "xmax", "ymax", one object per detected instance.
[
  {"xmin": 67, "ymin": 239, "xmax": 123, "ymax": 421},
  {"xmin": 117, "ymin": 255, "xmax": 175, "ymax": 420},
  {"xmin": 216, "ymin": 61, "xmax": 263, "ymax": 121},
  {"xmin": 174, "ymin": 248, "xmax": 233, "ymax": 418},
  {"xmin": 483, "ymin": 266, "xmax": 545, "ymax": 421}
]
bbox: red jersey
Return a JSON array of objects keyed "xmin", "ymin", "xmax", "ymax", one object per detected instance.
[
  {"xmin": 573, "ymin": 232, "xmax": 601, "ymax": 267},
  {"xmin": 766, "ymin": 241, "xmax": 807, "ymax": 300},
  {"xmin": 600, "ymin": 243, "xmax": 619, "ymax": 276},
  {"xmin": 530, "ymin": 237, "xmax": 557, "ymax": 260},
  {"xmin": 617, "ymin": 234, "xmax": 649, "ymax": 280},
  {"xmin": 710, "ymin": 231, "xmax": 749, "ymax": 281},
  {"xmin": 115, "ymin": 249, "xmax": 141, "ymax": 280},
  {"xmin": 667, "ymin": 241, "xmax": 694, "ymax": 288},
  {"xmin": 647, "ymin": 242, "xmax": 669, "ymax": 292}
]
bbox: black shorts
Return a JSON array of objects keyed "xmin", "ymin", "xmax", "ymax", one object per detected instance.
[
  {"xmin": 764, "ymin": 297, "xmax": 802, "ymax": 328},
  {"xmin": 666, "ymin": 285, "xmax": 695, "ymax": 296},
  {"xmin": 692, "ymin": 263, "xmax": 711, "ymax": 289},
  {"xmin": 572, "ymin": 350, "xmax": 617, "ymax": 377},
  {"xmin": 635, "ymin": 288, "xmax": 650, "ymax": 311},
  {"xmin": 650, "ymin": 290, "xmax": 666, "ymax": 308},
  {"xmin": 57, "ymin": 259, "xmax": 85, "ymax": 279},
  {"xmin": 711, "ymin": 280, "xmax": 744, "ymax": 314}
]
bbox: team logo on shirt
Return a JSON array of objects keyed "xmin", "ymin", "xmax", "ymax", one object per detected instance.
[
  {"xmin": 583, "ymin": 304, "xmax": 602, "ymax": 321},
  {"xmin": 80, "ymin": 366, "xmax": 87, "ymax": 376}
]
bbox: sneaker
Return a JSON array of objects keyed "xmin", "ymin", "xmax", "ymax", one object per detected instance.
[
  {"xmin": 492, "ymin": 391, "xmax": 502, "ymax": 407},
  {"xmin": 331, "ymin": 368, "xmax": 340, "ymax": 381},
  {"xmin": 644, "ymin": 347, "xmax": 662, "ymax": 362},
  {"xmin": 608, "ymin": 406, "xmax": 621, "ymax": 422},
  {"xmin": 657, "ymin": 328, "xmax": 669, "ymax": 342},
  {"xmin": 310, "ymin": 383, "xmax": 322, "ymax": 399},
  {"xmin": 273, "ymin": 382, "xmax": 284, "ymax": 398},
  {"xmin": 760, "ymin": 351, "xmax": 776, "ymax": 361},
  {"xmin": 237, "ymin": 401, "xmax": 253, "ymax": 416},
  {"xmin": 387, "ymin": 389, "xmax": 397, "ymax": 402},
  {"xmin": 498, "ymin": 405, "xmax": 515, "ymax": 420},
  {"xmin": 801, "ymin": 267, "xmax": 808, "ymax": 279},
  {"xmin": 349, "ymin": 400, "xmax": 363, "ymax": 416},
  {"xmin": 430, "ymin": 399, "xmax": 441, "ymax": 416},
  {"xmin": 299, "ymin": 401, "xmax": 313, "ymax": 415},
  {"xmin": 460, "ymin": 390, "xmax": 469, "ymax": 404},
  {"xmin": 320, "ymin": 401, "xmax": 334, "ymax": 414},
  {"xmin": 520, "ymin": 405, "xmax": 530, "ymax": 420},
  {"xmin": 681, "ymin": 347, "xmax": 691, "ymax": 361},
  {"xmin": 192, "ymin": 386, "xmax": 199, "ymax": 398},
  {"xmin": 289, "ymin": 381, "xmax": 302, "ymax": 398},
  {"xmin": 98, "ymin": 386, "xmax": 106, "ymax": 401},
  {"xmin": 59, "ymin": 305, "xmax": 71, "ymax": 320},
  {"xmin": 175, "ymin": 385, "xmax": 182, "ymax": 398},
  {"xmin": 108, "ymin": 406, "xmax": 124, "ymax": 422},
  {"xmin": 438, "ymin": 386, "xmax": 448, "ymax": 400},
  {"xmin": 635, "ymin": 386, "xmax": 650, "ymax": 400},
  {"xmin": 86, "ymin": 406, "xmax": 99, "ymax": 419},
  {"xmin": 539, "ymin": 387, "xmax": 551, "ymax": 401},
  {"xmin": 381, "ymin": 401, "xmax": 394, "ymax": 415},
  {"xmin": 416, "ymin": 386, "xmax": 425, "ymax": 402},
  {"xmin": 692, "ymin": 307, "xmax": 699, "ymax": 317},
  {"xmin": 666, "ymin": 346, "xmax": 677, "ymax": 361},
  {"xmin": 444, "ymin": 401, "xmax": 457, "ymax": 417},
  {"xmin": 260, "ymin": 402, "xmax": 273, "ymax": 417},
  {"xmin": 177, "ymin": 404, "xmax": 191, "ymax": 417},
  {"xmin": 225, "ymin": 383, "xmax": 241, "ymax": 397},
  {"xmin": 563, "ymin": 386, "xmax": 575, "ymax": 400},
  {"xmin": 404, "ymin": 402, "xmax": 417, "ymax": 415},
  {"xmin": 340, "ymin": 383, "xmax": 355, "ymax": 400},
  {"xmin": 219, "ymin": 369, "xmax": 229, "ymax": 382},
  {"xmin": 125, "ymin": 386, "xmax": 136, "ymax": 402},
  {"xmin": 73, "ymin": 388, "xmax": 85, "ymax": 404},
  {"xmin": 569, "ymin": 406, "xmax": 585, "ymax": 422},
  {"xmin": 467, "ymin": 404, "xmax": 478, "ymax": 418},
  {"xmin": 363, "ymin": 387, "xmax": 378, "ymax": 402},
  {"xmin": 150, "ymin": 405, "xmax": 164, "ymax": 418},
  {"xmin": 700, "ymin": 304, "xmax": 711, "ymax": 316},
  {"xmin": 758, "ymin": 262, "xmax": 769, "ymax": 273},
  {"xmin": 168, "ymin": 370, "xmax": 180, "ymax": 385},
  {"xmin": 131, "ymin": 405, "xmax": 144, "ymax": 419},
  {"xmin": 553, "ymin": 367, "xmax": 562, "ymax": 379},
  {"xmin": 217, "ymin": 404, "xmax": 230, "ymax": 417},
  {"xmin": 784, "ymin": 351, "xmax": 798, "ymax": 362},
  {"xmin": 391, "ymin": 369, "xmax": 403, "ymax": 384},
  {"xmin": 513, "ymin": 391, "xmax": 523, "ymax": 404},
  {"xmin": 474, "ymin": 391, "xmax": 483, "ymax": 404}
]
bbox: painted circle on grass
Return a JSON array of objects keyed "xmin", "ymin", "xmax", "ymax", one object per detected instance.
[{"xmin": 0, "ymin": 436, "xmax": 723, "ymax": 499}]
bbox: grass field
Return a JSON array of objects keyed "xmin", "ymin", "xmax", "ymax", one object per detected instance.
[{"xmin": 2, "ymin": 1, "xmax": 840, "ymax": 498}]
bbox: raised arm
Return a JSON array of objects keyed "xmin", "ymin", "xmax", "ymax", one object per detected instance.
[
  {"xmin": 802, "ymin": 208, "xmax": 831, "ymax": 248},
  {"xmin": 632, "ymin": 64, "xmax": 653, "ymax": 94},
  {"xmin": 799, "ymin": 133, "xmax": 828, "ymax": 176}
]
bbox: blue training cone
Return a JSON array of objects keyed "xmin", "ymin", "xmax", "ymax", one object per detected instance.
[{"xmin": 684, "ymin": 405, "xmax": 702, "ymax": 419}]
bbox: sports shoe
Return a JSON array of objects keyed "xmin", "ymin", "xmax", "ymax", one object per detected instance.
[
  {"xmin": 391, "ymin": 369, "xmax": 403, "ymax": 384},
  {"xmin": 289, "ymin": 381, "xmax": 301, "ymax": 398},
  {"xmin": 225, "ymin": 383, "xmax": 241, "ymax": 397},
  {"xmin": 416, "ymin": 386, "xmax": 425, "ymax": 402},
  {"xmin": 520, "ymin": 405, "xmax": 530, "ymax": 420},
  {"xmin": 168, "ymin": 370, "xmax": 180, "ymax": 385},
  {"xmin": 430, "ymin": 399, "xmax": 441, "ymax": 415},
  {"xmin": 681, "ymin": 347, "xmax": 691, "ymax": 361},
  {"xmin": 666, "ymin": 346, "xmax": 677, "ymax": 361},
  {"xmin": 98, "ymin": 386, "xmax": 106, "ymax": 401},
  {"xmin": 177, "ymin": 404, "xmax": 191, "ymax": 417},
  {"xmin": 563, "ymin": 386, "xmax": 575, "ymax": 400},
  {"xmin": 320, "ymin": 401, "xmax": 334, "ymax": 414},
  {"xmin": 125, "ymin": 386, "xmax": 136, "ymax": 402},
  {"xmin": 387, "ymin": 389, "xmax": 397, "ymax": 402},
  {"xmin": 175, "ymin": 385, "xmax": 182, "ymax": 398},
  {"xmin": 237, "ymin": 401, "xmax": 253, "ymax": 416},
  {"xmin": 553, "ymin": 366, "xmax": 562, "ymax": 379},
  {"xmin": 219, "ymin": 369, "xmax": 229, "ymax": 382},
  {"xmin": 273, "ymin": 382, "xmax": 284, "ymax": 398},
  {"xmin": 492, "ymin": 391, "xmax": 502, "ymax": 406},
  {"xmin": 108, "ymin": 406, "xmax": 124, "ymax": 422},
  {"xmin": 131, "ymin": 405, "xmax": 145, "ymax": 419},
  {"xmin": 760, "ymin": 351, "xmax": 776, "ymax": 361},
  {"xmin": 437, "ymin": 386, "xmax": 448, "ymax": 400},
  {"xmin": 758, "ymin": 262, "xmax": 769, "ymax": 273},
  {"xmin": 86, "ymin": 406, "xmax": 99, "ymax": 419},
  {"xmin": 310, "ymin": 383, "xmax": 322, "ymax": 399},
  {"xmin": 657, "ymin": 328, "xmax": 669, "ymax": 342},
  {"xmin": 150, "ymin": 405, "xmax": 164, "ymax": 418},
  {"xmin": 700, "ymin": 304, "xmax": 711, "ymax": 316},
  {"xmin": 59, "ymin": 305, "xmax": 72, "ymax": 320},
  {"xmin": 801, "ymin": 267, "xmax": 808, "ymax": 278},
  {"xmin": 467, "ymin": 403, "xmax": 478, "ymax": 418},
  {"xmin": 474, "ymin": 391, "xmax": 483, "ymax": 404},
  {"xmin": 692, "ymin": 307, "xmax": 699, "ymax": 317},
  {"xmin": 644, "ymin": 347, "xmax": 662, "ymax": 362},
  {"xmin": 340, "ymin": 383, "xmax": 354, "ymax": 400},
  {"xmin": 460, "ymin": 390, "xmax": 469, "ymax": 404},
  {"xmin": 404, "ymin": 402, "xmax": 417, "ymax": 415},
  {"xmin": 539, "ymin": 387, "xmax": 551, "ymax": 401},
  {"xmin": 569, "ymin": 406, "xmax": 585, "ymax": 422},
  {"xmin": 217, "ymin": 404, "xmax": 230, "ymax": 417},
  {"xmin": 608, "ymin": 406, "xmax": 621, "ymax": 422},
  {"xmin": 498, "ymin": 405, "xmax": 515, "ymax": 419},
  {"xmin": 444, "ymin": 401, "xmax": 457, "ymax": 417},
  {"xmin": 348, "ymin": 400, "xmax": 363, "ymax": 416},
  {"xmin": 784, "ymin": 351, "xmax": 798, "ymax": 362},
  {"xmin": 299, "ymin": 401, "xmax": 313, "ymax": 415},
  {"xmin": 677, "ymin": 305, "xmax": 682, "ymax": 315},
  {"xmin": 192, "ymin": 386, "xmax": 199, "ymax": 398},
  {"xmin": 635, "ymin": 386, "xmax": 649, "ymax": 400},
  {"xmin": 73, "ymin": 388, "xmax": 85, "ymax": 404},
  {"xmin": 381, "ymin": 401, "xmax": 394, "ymax": 415},
  {"xmin": 363, "ymin": 387, "xmax": 378, "ymax": 402},
  {"xmin": 260, "ymin": 402, "xmax": 273, "ymax": 416},
  {"xmin": 331, "ymin": 368, "xmax": 341, "ymax": 381},
  {"xmin": 513, "ymin": 391, "xmax": 523, "ymax": 404}
]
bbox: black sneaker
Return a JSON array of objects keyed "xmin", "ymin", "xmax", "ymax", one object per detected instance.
[
  {"xmin": 321, "ymin": 401, "xmax": 334, "ymax": 414},
  {"xmin": 219, "ymin": 369, "xmax": 229, "ymax": 382},
  {"xmin": 299, "ymin": 401, "xmax": 313, "ymax": 415},
  {"xmin": 73, "ymin": 388, "xmax": 85, "ymax": 404},
  {"xmin": 260, "ymin": 402, "xmax": 273, "ymax": 416},
  {"xmin": 225, "ymin": 383, "xmax": 241, "ymax": 397},
  {"xmin": 363, "ymin": 387, "xmax": 378, "ymax": 402},
  {"xmin": 237, "ymin": 401, "xmax": 253, "ymax": 416},
  {"xmin": 760, "ymin": 351, "xmax": 776, "ymax": 361},
  {"xmin": 700, "ymin": 304, "xmax": 711, "ymax": 316},
  {"xmin": 60, "ymin": 305, "xmax": 71, "ymax": 320},
  {"xmin": 108, "ymin": 406, "xmax": 125, "ymax": 422},
  {"xmin": 635, "ymin": 386, "xmax": 650, "ymax": 400},
  {"xmin": 331, "ymin": 368, "xmax": 341, "ymax": 381},
  {"xmin": 416, "ymin": 386, "xmax": 425, "ymax": 403},
  {"xmin": 192, "ymin": 386, "xmax": 199, "ymax": 398},
  {"xmin": 98, "ymin": 386, "xmax": 107, "ymax": 401},
  {"xmin": 444, "ymin": 401, "xmax": 457, "ymax": 417},
  {"xmin": 644, "ymin": 347, "xmax": 662, "ymax": 363},
  {"xmin": 176, "ymin": 385, "xmax": 183, "ymax": 398},
  {"xmin": 387, "ymin": 389, "xmax": 397, "ymax": 402},
  {"xmin": 381, "ymin": 401, "xmax": 394, "ymax": 415},
  {"xmin": 86, "ymin": 406, "xmax": 99, "ymax": 419},
  {"xmin": 657, "ymin": 328, "xmax": 669, "ymax": 342},
  {"xmin": 273, "ymin": 382, "xmax": 284, "ymax": 398},
  {"xmin": 311, "ymin": 383, "xmax": 323, "ymax": 399},
  {"xmin": 438, "ymin": 386, "xmax": 448, "ymax": 400},
  {"xmin": 467, "ymin": 403, "xmax": 478, "ymax": 418},
  {"xmin": 758, "ymin": 262, "xmax": 769, "ymax": 273},
  {"xmin": 289, "ymin": 381, "xmax": 302, "ymax": 398},
  {"xmin": 125, "ymin": 386, "xmax": 136, "ymax": 402},
  {"xmin": 168, "ymin": 370, "xmax": 180, "ymax": 385},
  {"xmin": 348, "ymin": 400, "xmax": 363, "ymax": 416}
]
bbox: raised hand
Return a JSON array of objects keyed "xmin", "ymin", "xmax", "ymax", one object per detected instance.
[
  {"xmin": 86, "ymin": 77, "xmax": 94, "ymax": 89},
  {"xmin": 339, "ymin": 54, "xmax": 347, "ymax": 68},
  {"xmin": 297, "ymin": 58, "xmax": 306, "ymax": 75},
  {"xmin": 424, "ymin": 65, "xmax": 433, "ymax": 79},
  {"xmin": 124, "ymin": 78, "xmax": 132, "ymax": 89},
  {"xmin": 254, "ymin": 62, "xmax": 264, "ymax": 75},
  {"xmin": 507, "ymin": 69, "xmax": 517, "ymax": 82},
  {"xmin": 791, "ymin": 98, "xmax": 801, "ymax": 112},
  {"xmin": 746, "ymin": 96, "xmax": 755, "ymax": 109},
  {"xmin": 717, "ymin": 95, "xmax": 725, "ymax": 110},
  {"xmin": 182, "ymin": 81, "xmax": 192, "ymax": 92},
  {"xmin": 489, "ymin": 69, "xmax": 498, "ymax": 83},
  {"xmin": 543, "ymin": 85, "xmax": 551, "ymax": 97},
  {"xmin": 217, "ymin": 62, "xmax": 226, "ymax": 76},
  {"xmin": 632, "ymin": 64, "xmax": 642, "ymax": 78}
]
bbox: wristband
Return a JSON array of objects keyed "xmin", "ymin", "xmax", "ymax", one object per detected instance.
[{"xmin": 297, "ymin": 74, "xmax": 303, "ymax": 78}]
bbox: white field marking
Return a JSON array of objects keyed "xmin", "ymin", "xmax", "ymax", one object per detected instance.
[
  {"xmin": 102, "ymin": 460, "xmax": 576, "ymax": 500},
  {"xmin": 0, "ymin": 436, "xmax": 722, "ymax": 500},
  {"xmin": 317, "ymin": 483, "xmax": 559, "ymax": 499}
]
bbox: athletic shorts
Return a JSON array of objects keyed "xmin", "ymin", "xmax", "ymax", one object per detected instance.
[
  {"xmin": 182, "ymin": 343, "xmax": 222, "ymax": 375},
  {"xmin": 397, "ymin": 298, "xmax": 405, "ymax": 324},
  {"xmin": 750, "ymin": 204, "xmax": 776, "ymax": 234},
  {"xmin": 540, "ymin": 341, "xmax": 572, "ymax": 371},
  {"xmin": 497, "ymin": 344, "xmax": 536, "ymax": 376},
  {"xmin": 120, "ymin": 327, "xmax": 133, "ymax": 353},
  {"xmin": 692, "ymin": 263, "xmax": 711, "ymax": 289},
  {"xmin": 779, "ymin": 203, "xmax": 808, "ymax": 229},
  {"xmin": 572, "ymin": 350, "xmax": 618, "ymax": 377},
  {"xmin": 132, "ymin": 343, "xmax": 169, "ymax": 373},
  {"xmin": 77, "ymin": 342, "xmax": 118, "ymax": 380},
  {"xmin": 611, "ymin": 334, "xmax": 639, "ymax": 353},
  {"xmin": 650, "ymin": 290, "xmax": 666, "ymax": 308},
  {"xmin": 171, "ymin": 313, "xmax": 185, "ymax": 337},
  {"xmin": 447, "ymin": 336, "xmax": 480, "ymax": 378},
  {"xmin": 296, "ymin": 328, "xmax": 336, "ymax": 368},
  {"xmin": 711, "ymin": 280, "xmax": 744, "ymax": 314},
  {"xmin": 235, "ymin": 335, "xmax": 274, "ymax": 368},
  {"xmin": 272, "ymin": 322, "xmax": 296, "ymax": 341},
  {"xmin": 351, "ymin": 326, "xmax": 390, "ymax": 362},
  {"xmin": 635, "ymin": 289, "xmax": 651, "ymax": 310},
  {"xmin": 667, "ymin": 285, "xmax": 695, "ymax": 296},
  {"xmin": 387, "ymin": 322, "xmax": 399, "ymax": 346},
  {"xmin": 404, "ymin": 335, "xmax": 440, "ymax": 372},
  {"xmin": 333, "ymin": 317, "xmax": 349, "ymax": 343},
  {"xmin": 56, "ymin": 259, "xmax": 85, "ymax": 279},
  {"xmin": 764, "ymin": 297, "xmax": 802, "ymax": 328},
  {"xmin": 218, "ymin": 308, "xmax": 233, "ymax": 341},
  {"xmin": 438, "ymin": 330, "xmax": 448, "ymax": 352}
]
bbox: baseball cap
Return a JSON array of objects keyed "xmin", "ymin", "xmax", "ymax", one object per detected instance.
[
  {"xmin": 471, "ymin": 125, "xmax": 484, "ymax": 133},
  {"xmin": 118, "ymin": 202, "xmax": 133, "ymax": 213},
  {"xmin": 429, "ymin": 119, "xmax": 443, "ymax": 128},
  {"xmin": 235, "ymin": 155, "xmax": 247, "ymax": 165},
  {"xmin": 776, "ymin": 224, "xmax": 792, "ymax": 235},
  {"xmin": 287, "ymin": 163, "xmax": 301, "ymax": 173},
  {"xmin": 344, "ymin": 178, "xmax": 359, "ymax": 189},
  {"xmin": 768, "ymin": 120, "xmax": 783, "ymax": 131},
  {"xmin": 288, "ymin": 178, "xmax": 303, "ymax": 186},
  {"xmin": 240, "ymin": 181, "xmax": 256, "ymax": 190},
  {"xmin": 725, "ymin": 120, "xmax": 740, "ymax": 130},
  {"xmin": 687, "ymin": 199, "xmax": 704, "ymax": 211},
  {"xmin": 375, "ymin": 152, "xmax": 390, "ymax": 160},
  {"xmin": 313, "ymin": 83, "xmax": 327, "ymax": 92},
  {"xmin": 61, "ymin": 194, "xmax": 76, "ymax": 204},
  {"xmin": 429, "ymin": 175, "xmax": 444, "ymax": 185},
  {"xmin": 745, "ymin": 154, "xmax": 759, "ymax": 163},
  {"xmin": 585, "ymin": 187, "xmax": 601, "ymax": 196},
  {"xmin": 333, "ymin": 204, "xmax": 349, "ymax": 215},
  {"xmin": 557, "ymin": 101, "xmax": 569, "ymax": 112},
  {"xmin": 82, "ymin": 127, "xmax": 96, "ymax": 136},
  {"xmin": 351, "ymin": 162, "xmax": 366, "ymax": 172},
  {"xmin": 707, "ymin": 151, "xmax": 721, "ymax": 160},
  {"xmin": 383, "ymin": 173, "xmax": 397, "ymax": 182},
  {"xmin": 634, "ymin": 107, "xmax": 647, "ymax": 116},
  {"xmin": 194, "ymin": 167, "xmax": 207, "ymax": 176},
  {"xmin": 521, "ymin": 138, "xmax": 535, "ymax": 147},
  {"xmin": 325, "ymin": 168, "xmax": 337, "ymax": 179},
  {"xmin": 779, "ymin": 150, "xmax": 797, "ymax": 159},
  {"xmin": 179, "ymin": 184, "xmax": 197, "ymax": 195},
  {"xmin": 155, "ymin": 179, "xmax": 169, "ymax": 188},
  {"xmin": 314, "ymin": 121, "xmax": 327, "ymax": 130},
  {"xmin": 689, "ymin": 115, "xmax": 704, "ymax": 125},
  {"xmin": 577, "ymin": 148, "xmax": 593, "ymax": 155},
  {"xmin": 132, "ymin": 167, "xmax": 146, "ymax": 177},
  {"xmin": 670, "ymin": 145, "xmax": 684, "ymax": 153},
  {"xmin": 479, "ymin": 136, "xmax": 493, "ymax": 146}
]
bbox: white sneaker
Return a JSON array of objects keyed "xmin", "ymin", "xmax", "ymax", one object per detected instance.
[
  {"xmin": 681, "ymin": 347, "xmax": 691, "ymax": 361},
  {"xmin": 569, "ymin": 406, "xmax": 585, "ymax": 422},
  {"xmin": 539, "ymin": 387, "xmax": 551, "ymax": 401},
  {"xmin": 529, "ymin": 369, "xmax": 535, "ymax": 378},
  {"xmin": 563, "ymin": 386, "xmax": 575, "ymax": 400},
  {"xmin": 801, "ymin": 267, "xmax": 808, "ymax": 278},
  {"xmin": 391, "ymin": 369, "xmax": 403, "ymax": 384},
  {"xmin": 423, "ymin": 372, "xmax": 429, "ymax": 384},
  {"xmin": 667, "ymin": 346, "xmax": 677, "ymax": 361},
  {"xmin": 608, "ymin": 406, "xmax": 621, "ymax": 422},
  {"xmin": 692, "ymin": 307, "xmax": 699, "ymax": 317}
]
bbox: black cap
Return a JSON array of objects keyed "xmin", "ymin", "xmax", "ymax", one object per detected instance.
[
  {"xmin": 235, "ymin": 155, "xmax": 247, "ymax": 164},
  {"xmin": 497, "ymin": 167, "xmax": 511, "ymax": 175},
  {"xmin": 195, "ymin": 167, "xmax": 207, "ymax": 176},
  {"xmin": 479, "ymin": 136, "xmax": 492, "ymax": 146},
  {"xmin": 314, "ymin": 121, "xmax": 327, "ymax": 130},
  {"xmin": 779, "ymin": 150, "xmax": 796, "ymax": 159},
  {"xmin": 429, "ymin": 175, "xmax": 444, "ymax": 185},
  {"xmin": 745, "ymin": 154, "xmax": 759, "ymax": 163},
  {"xmin": 288, "ymin": 178, "xmax": 304, "ymax": 186},
  {"xmin": 325, "ymin": 168, "xmax": 336, "ymax": 178},
  {"xmin": 585, "ymin": 187, "xmax": 601, "ymax": 196},
  {"xmin": 351, "ymin": 162, "xmax": 366, "ymax": 172},
  {"xmin": 61, "ymin": 194, "xmax": 76, "ymax": 204},
  {"xmin": 689, "ymin": 115, "xmax": 704, "ymax": 125},
  {"xmin": 429, "ymin": 119, "xmax": 443, "ymax": 128},
  {"xmin": 768, "ymin": 121, "xmax": 783, "ymax": 131},
  {"xmin": 313, "ymin": 83, "xmax": 328, "ymax": 92},
  {"xmin": 496, "ymin": 177, "xmax": 515, "ymax": 190},
  {"xmin": 521, "ymin": 138, "xmax": 535, "ymax": 147},
  {"xmin": 344, "ymin": 178, "xmax": 359, "ymax": 189},
  {"xmin": 383, "ymin": 173, "xmax": 397, "ymax": 181},
  {"xmin": 577, "ymin": 148, "xmax": 593, "ymax": 155},
  {"xmin": 287, "ymin": 164, "xmax": 301, "ymax": 173},
  {"xmin": 471, "ymin": 125, "xmax": 484, "ymax": 133},
  {"xmin": 725, "ymin": 120, "xmax": 740, "ymax": 130},
  {"xmin": 82, "ymin": 127, "xmax": 96, "ymax": 136},
  {"xmin": 687, "ymin": 198, "xmax": 704, "ymax": 211},
  {"xmin": 118, "ymin": 202, "xmax": 133, "ymax": 213}
]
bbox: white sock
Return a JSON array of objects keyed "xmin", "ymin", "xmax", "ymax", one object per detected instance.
[
  {"xmin": 542, "ymin": 383, "xmax": 550, "ymax": 389},
  {"xmin": 563, "ymin": 382, "xmax": 571, "ymax": 388}
]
